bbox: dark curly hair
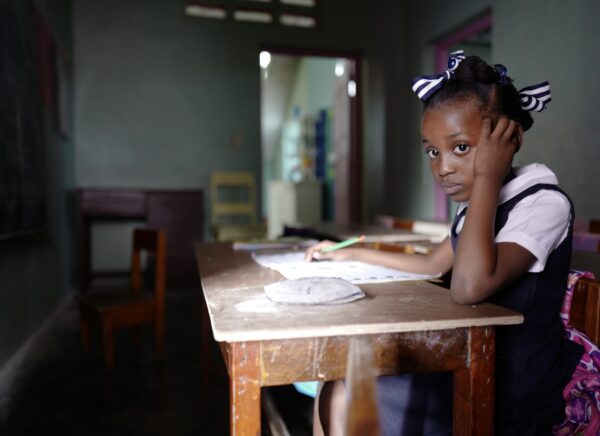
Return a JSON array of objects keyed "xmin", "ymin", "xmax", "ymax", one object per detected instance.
[{"xmin": 424, "ymin": 56, "xmax": 534, "ymax": 131}]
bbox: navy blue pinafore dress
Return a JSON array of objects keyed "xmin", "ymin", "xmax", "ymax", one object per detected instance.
[{"xmin": 377, "ymin": 184, "xmax": 583, "ymax": 436}]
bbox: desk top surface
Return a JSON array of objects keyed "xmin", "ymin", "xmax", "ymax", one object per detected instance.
[{"xmin": 194, "ymin": 242, "xmax": 523, "ymax": 342}]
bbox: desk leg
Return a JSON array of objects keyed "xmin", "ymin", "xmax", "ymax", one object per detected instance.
[
  {"xmin": 78, "ymin": 216, "xmax": 91, "ymax": 293},
  {"xmin": 229, "ymin": 342, "xmax": 261, "ymax": 436},
  {"xmin": 453, "ymin": 326, "xmax": 495, "ymax": 435}
]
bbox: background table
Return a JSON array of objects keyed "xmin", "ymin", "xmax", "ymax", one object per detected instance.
[
  {"xmin": 77, "ymin": 188, "xmax": 203, "ymax": 291},
  {"xmin": 194, "ymin": 242, "xmax": 523, "ymax": 435},
  {"xmin": 313, "ymin": 222, "xmax": 434, "ymax": 243}
]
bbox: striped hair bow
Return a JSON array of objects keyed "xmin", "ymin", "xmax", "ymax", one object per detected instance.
[
  {"xmin": 519, "ymin": 81, "xmax": 551, "ymax": 112},
  {"xmin": 411, "ymin": 50, "xmax": 466, "ymax": 102}
]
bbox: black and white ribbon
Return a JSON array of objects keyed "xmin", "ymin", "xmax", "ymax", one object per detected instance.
[
  {"xmin": 412, "ymin": 50, "xmax": 551, "ymax": 112},
  {"xmin": 519, "ymin": 81, "xmax": 551, "ymax": 112},
  {"xmin": 411, "ymin": 50, "xmax": 466, "ymax": 102}
]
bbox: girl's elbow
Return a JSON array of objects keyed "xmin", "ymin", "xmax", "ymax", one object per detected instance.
[{"xmin": 450, "ymin": 281, "xmax": 486, "ymax": 305}]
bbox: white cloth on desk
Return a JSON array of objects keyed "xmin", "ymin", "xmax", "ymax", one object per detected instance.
[{"xmin": 264, "ymin": 277, "xmax": 365, "ymax": 305}]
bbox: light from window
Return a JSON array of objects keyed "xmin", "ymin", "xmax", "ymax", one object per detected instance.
[
  {"xmin": 185, "ymin": 4, "xmax": 227, "ymax": 19},
  {"xmin": 234, "ymin": 9, "xmax": 273, "ymax": 23},
  {"xmin": 335, "ymin": 60, "xmax": 345, "ymax": 77},
  {"xmin": 280, "ymin": 14, "xmax": 316, "ymax": 28},
  {"xmin": 259, "ymin": 51, "xmax": 271, "ymax": 69},
  {"xmin": 348, "ymin": 80, "xmax": 356, "ymax": 98},
  {"xmin": 280, "ymin": 0, "xmax": 316, "ymax": 7}
]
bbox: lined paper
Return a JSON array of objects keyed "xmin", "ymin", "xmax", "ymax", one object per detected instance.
[{"xmin": 252, "ymin": 252, "xmax": 438, "ymax": 284}]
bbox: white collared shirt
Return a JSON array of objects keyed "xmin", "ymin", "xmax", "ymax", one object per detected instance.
[{"xmin": 453, "ymin": 163, "xmax": 571, "ymax": 273}]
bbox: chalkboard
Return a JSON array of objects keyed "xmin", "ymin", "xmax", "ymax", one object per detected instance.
[{"xmin": 0, "ymin": 0, "xmax": 45, "ymax": 238}]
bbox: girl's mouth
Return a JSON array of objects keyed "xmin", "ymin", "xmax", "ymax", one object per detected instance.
[{"xmin": 440, "ymin": 183, "xmax": 462, "ymax": 195}]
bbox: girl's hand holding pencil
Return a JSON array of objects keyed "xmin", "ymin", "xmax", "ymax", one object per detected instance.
[{"xmin": 304, "ymin": 235, "xmax": 365, "ymax": 262}]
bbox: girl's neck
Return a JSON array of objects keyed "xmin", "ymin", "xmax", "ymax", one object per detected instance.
[{"xmin": 503, "ymin": 167, "xmax": 516, "ymax": 185}]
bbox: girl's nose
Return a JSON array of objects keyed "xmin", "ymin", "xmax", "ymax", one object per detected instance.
[{"xmin": 438, "ymin": 154, "xmax": 455, "ymax": 177}]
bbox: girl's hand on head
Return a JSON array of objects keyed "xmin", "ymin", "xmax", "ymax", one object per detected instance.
[
  {"xmin": 474, "ymin": 116, "xmax": 518, "ymax": 183},
  {"xmin": 304, "ymin": 240, "xmax": 356, "ymax": 262}
]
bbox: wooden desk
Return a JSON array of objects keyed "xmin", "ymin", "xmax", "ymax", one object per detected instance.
[
  {"xmin": 77, "ymin": 188, "xmax": 203, "ymax": 291},
  {"xmin": 194, "ymin": 243, "xmax": 523, "ymax": 435}
]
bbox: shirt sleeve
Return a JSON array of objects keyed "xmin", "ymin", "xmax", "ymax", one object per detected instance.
[{"xmin": 495, "ymin": 190, "xmax": 571, "ymax": 272}]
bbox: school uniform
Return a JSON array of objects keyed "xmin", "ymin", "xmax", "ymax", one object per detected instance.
[{"xmin": 377, "ymin": 163, "xmax": 583, "ymax": 436}]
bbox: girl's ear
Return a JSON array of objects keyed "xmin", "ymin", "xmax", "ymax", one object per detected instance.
[{"xmin": 513, "ymin": 124, "xmax": 524, "ymax": 153}]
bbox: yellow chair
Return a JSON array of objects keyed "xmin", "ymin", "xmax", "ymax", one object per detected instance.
[{"xmin": 210, "ymin": 171, "xmax": 265, "ymax": 241}]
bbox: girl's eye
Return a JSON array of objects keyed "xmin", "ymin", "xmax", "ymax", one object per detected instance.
[
  {"xmin": 425, "ymin": 149, "xmax": 439, "ymax": 159},
  {"xmin": 454, "ymin": 143, "xmax": 470, "ymax": 154}
]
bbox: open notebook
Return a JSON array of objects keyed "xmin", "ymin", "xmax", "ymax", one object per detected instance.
[{"xmin": 252, "ymin": 252, "xmax": 439, "ymax": 284}]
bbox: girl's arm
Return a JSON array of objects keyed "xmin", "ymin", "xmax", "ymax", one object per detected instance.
[
  {"xmin": 305, "ymin": 237, "xmax": 454, "ymax": 276},
  {"xmin": 451, "ymin": 117, "xmax": 536, "ymax": 304}
]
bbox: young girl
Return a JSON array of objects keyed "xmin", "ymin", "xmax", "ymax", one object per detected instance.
[{"xmin": 306, "ymin": 52, "xmax": 584, "ymax": 435}]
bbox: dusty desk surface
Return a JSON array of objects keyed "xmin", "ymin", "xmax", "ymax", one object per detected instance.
[{"xmin": 194, "ymin": 242, "xmax": 523, "ymax": 342}]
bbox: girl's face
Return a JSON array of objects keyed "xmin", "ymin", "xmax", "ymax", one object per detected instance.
[{"xmin": 421, "ymin": 100, "xmax": 485, "ymax": 203}]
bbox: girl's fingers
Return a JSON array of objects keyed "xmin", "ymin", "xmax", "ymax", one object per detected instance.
[
  {"xmin": 305, "ymin": 240, "xmax": 335, "ymax": 261},
  {"xmin": 501, "ymin": 120, "xmax": 518, "ymax": 143},
  {"xmin": 488, "ymin": 117, "xmax": 518, "ymax": 148},
  {"xmin": 490, "ymin": 116, "xmax": 510, "ymax": 138},
  {"xmin": 305, "ymin": 245, "xmax": 319, "ymax": 261},
  {"xmin": 479, "ymin": 118, "xmax": 492, "ymax": 142}
]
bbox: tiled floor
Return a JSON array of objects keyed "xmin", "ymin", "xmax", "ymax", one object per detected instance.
[{"xmin": 0, "ymin": 288, "xmax": 313, "ymax": 435}]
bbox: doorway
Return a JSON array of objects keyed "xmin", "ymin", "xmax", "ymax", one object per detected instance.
[{"xmin": 259, "ymin": 47, "xmax": 361, "ymax": 238}]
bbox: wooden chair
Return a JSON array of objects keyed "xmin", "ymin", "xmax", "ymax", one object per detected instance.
[
  {"xmin": 588, "ymin": 219, "xmax": 600, "ymax": 234},
  {"xmin": 78, "ymin": 228, "xmax": 167, "ymax": 369},
  {"xmin": 570, "ymin": 275, "xmax": 600, "ymax": 345}
]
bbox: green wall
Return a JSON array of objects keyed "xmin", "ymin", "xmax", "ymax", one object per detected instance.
[
  {"xmin": 305, "ymin": 57, "xmax": 336, "ymax": 117},
  {"xmin": 393, "ymin": 0, "xmax": 600, "ymax": 221},
  {"xmin": 0, "ymin": 0, "xmax": 74, "ymax": 369},
  {"xmin": 73, "ymin": 0, "xmax": 389, "ymax": 202},
  {"xmin": 73, "ymin": 0, "xmax": 402, "ymax": 266},
  {"xmin": 493, "ymin": 0, "xmax": 600, "ymax": 219}
]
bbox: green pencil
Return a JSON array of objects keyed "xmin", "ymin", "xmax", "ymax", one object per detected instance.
[{"xmin": 320, "ymin": 235, "xmax": 365, "ymax": 253}]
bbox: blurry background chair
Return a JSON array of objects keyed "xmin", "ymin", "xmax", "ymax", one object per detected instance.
[
  {"xmin": 210, "ymin": 170, "xmax": 266, "ymax": 241},
  {"xmin": 570, "ymin": 275, "xmax": 600, "ymax": 345},
  {"xmin": 573, "ymin": 218, "xmax": 600, "ymax": 252},
  {"xmin": 574, "ymin": 219, "xmax": 600, "ymax": 234},
  {"xmin": 78, "ymin": 228, "xmax": 166, "ymax": 369},
  {"xmin": 571, "ymin": 218, "xmax": 600, "ymax": 279}
]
